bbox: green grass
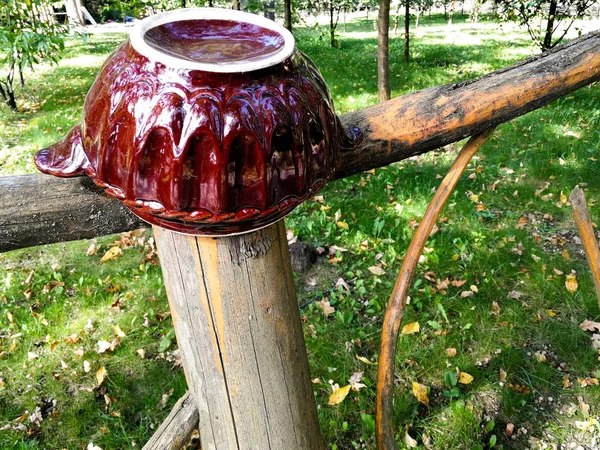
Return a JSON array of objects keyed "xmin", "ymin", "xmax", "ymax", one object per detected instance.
[{"xmin": 1, "ymin": 15, "xmax": 600, "ymax": 450}]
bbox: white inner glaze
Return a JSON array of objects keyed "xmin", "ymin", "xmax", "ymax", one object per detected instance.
[{"xmin": 129, "ymin": 8, "xmax": 295, "ymax": 73}]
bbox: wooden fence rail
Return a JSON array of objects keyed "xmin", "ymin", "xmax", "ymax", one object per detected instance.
[{"xmin": 1, "ymin": 29, "xmax": 599, "ymax": 253}]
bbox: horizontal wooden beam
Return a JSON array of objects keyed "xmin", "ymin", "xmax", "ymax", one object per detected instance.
[
  {"xmin": 142, "ymin": 391, "xmax": 199, "ymax": 450},
  {"xmin": 1, "ymin": 30, "xmax": 599, "ymax": 252},
  {"xmin": 336, "ymin": 30, "xmax": 600, "ymax": 179},
  {"xmin": 0, "ymin": 174, "xmax": 147, "ymax": 253}
]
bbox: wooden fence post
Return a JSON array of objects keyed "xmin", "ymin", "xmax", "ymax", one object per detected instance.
[{"xmin": 153, "ymin": 220, "xmax": 323, "ymax": 450}]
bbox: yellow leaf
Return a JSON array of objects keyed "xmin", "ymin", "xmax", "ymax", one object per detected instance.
[
  {"xmin": 402, "ymin": 322, "xmax": 420, "ymax": 335},
  {"xmin": 468, "ymin": 194, "xmax": 480, "ymax": 203},
  {"xmin": 113, "ymin": 325, "xmax": 126, "ymax": 338},
  {"xmin": 328, "ymin": 385, "xmax": 351, "ymax": 405},
  {"xmin": 96, "ymin": 366, "xmax": 107, "ymax": 386},
  {"xmin": 547, "ymin": 309, "xmax": 557, "ymax": 317},
  {"xmin": 412, "ymin": 382, "xmax": 429, "ymax": 405},
  {"xmin": 459, "ymin": 372, "xmax": 474, "ymax": 384},
  {"xmin": 336, "ymin": 221, "xmax": 349, "ymax": 230},
  {"xmin": 100, "ymin": 247, "xmax": 122, "ymax": 263},
  {"xmin": 356, "ymin": 355, "xmax": 377, "ymax": 365},
  {"xmin": 566, "ymin": 272, "xmax": 578, "ymax": 294},
  {"xmin": 560, "ymin": 191, "xmax": 567, "ymax": 204}
]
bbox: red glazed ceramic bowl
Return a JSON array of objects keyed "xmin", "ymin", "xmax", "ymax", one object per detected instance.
[{"xmin": 35, "ymin": 8, "xmax": 361, "ymax": 235}]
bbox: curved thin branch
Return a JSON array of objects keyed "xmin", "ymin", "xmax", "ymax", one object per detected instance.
[{"xmin": 376, "ymin": 128, "xmax": 496, "ymax": 450}]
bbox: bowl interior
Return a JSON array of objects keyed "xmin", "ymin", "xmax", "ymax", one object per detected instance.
[{"xmin": 143, "ymin": 19, "xmax": 286, "ymax": 66}]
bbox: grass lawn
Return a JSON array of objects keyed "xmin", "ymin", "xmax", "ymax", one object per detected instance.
[{"xmin": 1, "ymin": 14, "xmax": 600, "ymax": 450}]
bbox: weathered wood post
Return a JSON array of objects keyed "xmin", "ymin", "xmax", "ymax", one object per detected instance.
[{"xmin": 153, "ymin": 222, "xmax": 323, "ymax": 449}]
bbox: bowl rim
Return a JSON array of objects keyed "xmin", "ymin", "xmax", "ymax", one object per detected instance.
[{"xmin": 129, "ymin": 7, "xmax": 295, "ymax": 73}]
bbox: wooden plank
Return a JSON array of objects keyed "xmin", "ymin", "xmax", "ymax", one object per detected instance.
[
  {"xmin": 1, "ymin": 30, "xmax": 599, "ymax": 252},
  {"xmin": 0, "ymin": 174, "xmax": 147, "ymax": 253},
  {"xmin": 154, "ymin": 221, "xmax": 324, "ymax": 450},
  {"xmin": 142, "ymin": 391, "xmax": 199, "ymax": 450}
]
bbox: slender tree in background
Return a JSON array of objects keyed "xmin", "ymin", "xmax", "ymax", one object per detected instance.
[
  {"xmin": 404, "ymin": 0, "xmax": 410, "ymax": 62},
  {"xmin": 233, "ymin": 0, "xmax": 241, "ymax": 9},
  {"xmin": 499, "ymin": 0, "xmax": 599, "ymax": 51},
  {"xmin": 284, "ymin": 0, "xmax": 292, "ymax": 30},
  {"xmin": 377, "ymin": 0, "xmax": 390, "ymax": 101},
  {"xmin": 0, "ymin": 0, "xmax": 65, "ymax": 111}
]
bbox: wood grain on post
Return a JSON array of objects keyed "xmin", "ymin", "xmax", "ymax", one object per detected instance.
[
  {"xmin": 142, "ymin": 391, "xmax": 199, "ymax": 450},
  {"xmin": 153, "ymin": 220, "xmax": 323, "ymax": 450},
  {"xmin": 570, "ymin": 186, "xmax": 600, "ymax": 308}
]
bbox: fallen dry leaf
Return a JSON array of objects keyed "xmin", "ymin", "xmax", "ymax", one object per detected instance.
[
  {"xmin": 508, "ymin": 290, "xmax": 523, "ymax": 300},
  {"xmin": 459, "ymin": 372, "xmax": 474, "ymax": 385},
  {"xmin": 157, "ymin": 388, "xmax": 174, "ymax": 409},
  {"xmin": 97, "ymin": 340, "xmax": 112, "ymax": 354},
  {"xmin": 577, "ymin": 377, "xmax": 599, "ymax": 387},
  {"xmin": 509, "ymin": 383, "xmax": 531, "ymax": 394},
  {"xmin": 491, "ymin": 301, "xmax": 500, "ymax": 316},
  {"xmin": 563, "ymin": 376, "xmax": 572, "ymax": 389},
  {"xmin": 356, "ymin": 355, "xmax": 377, "ymax": 365},
  {"xmin": 505, "ymin": 423, "xmax": 515, "ymax": 436},
  {"xmin": 402, "ymin": 322, "xmax": 420, "ymax": 335},
  {"xmin": 460, "ymin": 291, "xmax": 474, "ymax": 298},
  {"xmin": 328, "ymin": 385, "xmax": 351, "ymax": 405},
  {"xmin": 566, "ymin": 271, "xmax": 578, "ymax": 294},
  {"xmin": 113, "ymin": 325, "xmax": 126, "ymax": 338},
  {"xmin": 349, "ymin": 372, "xmax": 366, "ymax": 391},
  {"xmin": 445, "ymin": 348, "xmax": 457, "ymax": 358},
  {"xmin": 412, "ymin": 382, "xmax": 429, "ymax": 405},
  {"xmin": 136, "ymin": 349, "xmax": 146, "ymax": 359},
  {"xmin": 86, "ymin": 243, "xmax": 98, "ymax": 256},
  {"xmin": 64, "ymin": 334, "xmax": 80, "ymax": 345},
  {"xmin": 499, "ymin": 369, "xmax": 507, "ymax": 383},
  {"xmin": 405, "ymin": 428, "xmax": 418, "ymax": 448},
  {"xmin": 368, "ymin": 266, "xmax": 386, "ymax": 276},
  {"xmin": 317, "ymin": 300, "xmax": 335, "ymax": 317},
  {"xmin": 83, "ymin": 360, "xmax": 91, "ymax": 373},
  {"xmin": 451, "ymin": 279, "xmax": 467, "ymax": 288},
  {"xmin": 579, "ymin": 320, "xmax": 600, "ymax": 332},
  {"xmin": 96, "ymin": 366, "xmax": 107, "ymax": 386},
  {"xmin": 99, "ymin": 247, "xmax": 122, "ymax": 263}
]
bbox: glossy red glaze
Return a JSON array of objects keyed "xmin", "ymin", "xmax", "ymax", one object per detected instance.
[{"xmin": 35, "ymin": 12, "xmax": 362, "ymax": 235}]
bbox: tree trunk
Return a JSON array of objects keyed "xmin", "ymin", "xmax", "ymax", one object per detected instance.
[
  {"xmin": 404, "ymin": 1, "xmax": 410, "ymax": 62},
  {"xmin": 284, "ymin": 0, "xmax": 292, "ymax": 30},
  {"xmin": 415, "ymin": 9, "xmax": 420, "ymax": 28},
  {"xmin": 543, "ymin": 0, "xmax": 558, "ymax": 50},
  {"xmin": 154, "ymin": 221, "xmax": 324, "ymax": 450},
  {"xmin": 233, "ymin": 0, "xmax": 240, "ymax": 10},
  {"xmin": 264, "ymin": 0, "xmax": 275, "ymax": 20},
  {"xmin": 378, "ymin": 0, "xmax": 391, "ymax": 102},
  {"xmin": 448, "ymin": 0, "xmax": 454, "ymax": 25},
  {"xmin": 330, "ymin": 2, "xmax": 336, "ymax": 47},
  {"xmin": 208, "ymin": 0, "xmax": 214, "ymax": 7},
  {"xmin": 65, "ymin": 0, "xmax": 85, "ymax": 25}
]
